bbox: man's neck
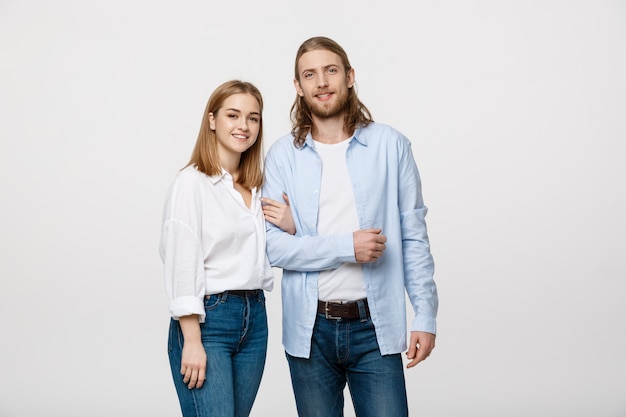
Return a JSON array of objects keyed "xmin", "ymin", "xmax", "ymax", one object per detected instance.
[{"xmin": 311, "ymin": 114, "xmax": 352, "ymax": 144}]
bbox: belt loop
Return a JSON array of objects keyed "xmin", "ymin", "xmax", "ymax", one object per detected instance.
[{"xmin": 357, "ymin": 299, "xmax": 368, "ymax": 322}]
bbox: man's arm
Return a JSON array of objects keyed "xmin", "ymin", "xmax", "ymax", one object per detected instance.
[
  {"xmin": 263, "ymin": 143, "xmax": 383, "ymax": 271},
  {"xmin": 262, "ymin": 156, "xmax": 355, "ymax": 270},
  {"xmin": 398, "ymin": 138, "xmax": 438, "ymax": 364}
]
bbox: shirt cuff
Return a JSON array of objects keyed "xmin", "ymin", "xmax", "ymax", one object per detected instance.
[
  {"xmin": 169, "ymin": 296, "xmax": 206, "ymax": 323},
  {"xmin": 411, "ymin": 315, "xmax": 437, "ymax": 335},
  {"xmin": 336, "ymin": 233, "xmax": 357, "ymax": 263}
]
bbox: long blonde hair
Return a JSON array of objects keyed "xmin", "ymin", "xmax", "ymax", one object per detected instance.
[
  {"xmin": 290, "ymin": 37, "xmax": 373, "ymax": 148},
  {"xmin": 186, "ymin": 80, "xmax": 265, "ymax": 189}
]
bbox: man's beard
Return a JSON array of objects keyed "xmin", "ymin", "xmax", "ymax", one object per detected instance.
[{"xmin": 305, "ymin": 89, "xmax": 349, "ymax": 119}]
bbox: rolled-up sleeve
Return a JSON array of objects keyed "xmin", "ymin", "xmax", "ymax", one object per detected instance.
[{"xmin": 160, "ymin": 177, "xmax": 207, "ymax": 322}]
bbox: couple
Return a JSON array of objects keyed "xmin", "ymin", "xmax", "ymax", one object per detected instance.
[{"xmin": 160, "ymin": 36, "xmax": 439, "ymax": 417}]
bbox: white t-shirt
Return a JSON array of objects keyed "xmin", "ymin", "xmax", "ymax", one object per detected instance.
[{"xmin": 314, "ymin": 139, "xmax": 366, "ymax": 302}]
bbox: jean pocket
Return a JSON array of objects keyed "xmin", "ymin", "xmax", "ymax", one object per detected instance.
[{"xmin": 204, "ymin": 294, "xmax": 222, "ymax": 310}]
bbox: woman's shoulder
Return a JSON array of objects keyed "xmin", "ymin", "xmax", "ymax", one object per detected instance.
[
  {"xmin": 168, "ymin": 166, "xmax": 211, "ymax": 195},
  {"xmin": 175, "ymin": 165, "xmax": 213, "ymax": 183}
]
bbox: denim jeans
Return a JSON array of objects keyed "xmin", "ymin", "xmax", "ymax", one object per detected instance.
[
  {"xmin": 286, "ymin": 304, "xmax": 408, "ymax": 417},
  {"xmin": 168, "ymin": 291, "xmax": 268, "ymax": 417}
]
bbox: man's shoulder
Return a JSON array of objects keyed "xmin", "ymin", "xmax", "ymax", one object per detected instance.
[
  {"xmin": 269, "ymin": 132, "xmax": 295, "ymax": 147},
  {"xmin": 359, "ymin": 122, "xmax": 410, "ymax": 146},
  {"xmin": 266, "ymin": 133, "xmax": 298, "ymax": 156}
]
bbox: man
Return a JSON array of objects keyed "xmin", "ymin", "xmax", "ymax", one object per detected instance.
[{"xmin": 261, "ymin": 36, "xmax": 438, "ymax": 417}]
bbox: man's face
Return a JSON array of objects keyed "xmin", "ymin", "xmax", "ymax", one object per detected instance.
[{"xmin": 294, "ymin": 49, "xmax": 355, "ymax": 119}]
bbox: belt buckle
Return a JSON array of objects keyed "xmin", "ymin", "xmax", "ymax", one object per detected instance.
[{"xmin": 324, "ymin": 301, "xmax": 342, "ymax": 320}]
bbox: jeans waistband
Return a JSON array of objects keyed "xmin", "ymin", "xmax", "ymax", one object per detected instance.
[{"xmin": 207, "ymin": 289, "xmax": 262, "ymax": 299}]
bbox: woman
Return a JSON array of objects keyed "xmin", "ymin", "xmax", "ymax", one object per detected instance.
[{"xmin": 160, "ymin": 80, "xmax": 292, "ymax": 417}]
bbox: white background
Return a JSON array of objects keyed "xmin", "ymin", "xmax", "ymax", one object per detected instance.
[{"xmin": 1, "ymin": 1, "xmax": 625, "ymax": 416}]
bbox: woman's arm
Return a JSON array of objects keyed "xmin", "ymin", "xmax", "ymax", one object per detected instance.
[{"xmin": 178, "ymin": 315, "xmax": 207, "ymax": 389}]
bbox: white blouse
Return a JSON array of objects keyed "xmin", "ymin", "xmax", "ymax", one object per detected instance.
[{"xmin": 160, "ymin": 166, "xmax": 273, "ymax": 322}]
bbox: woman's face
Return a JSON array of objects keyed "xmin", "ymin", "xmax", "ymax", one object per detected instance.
[{"xmin": 209, "ymin": 93, "xmax": 261, "ymax": 160}]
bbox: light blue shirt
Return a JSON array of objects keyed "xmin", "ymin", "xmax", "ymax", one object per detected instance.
[{"xmin": 263, "ymin": 122, "xmax": 438, "ymax": 358}]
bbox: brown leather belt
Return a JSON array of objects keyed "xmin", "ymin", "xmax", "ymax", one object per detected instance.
[
  {"xmin": 317, "ymin": 299, "xmax": 370, "ymax": 320},
  {"xmin": 207, "ymin": 289, "xmax": 261, "ymax": 299}
]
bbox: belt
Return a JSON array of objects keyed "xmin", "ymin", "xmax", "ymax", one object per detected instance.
[
  {"xmin": 207, "ymin": 289, "xmax": 261, "ymax": 299},
  {"xmin": 317, "ymin": 299, "xmax": 370, "ymax": 320}
]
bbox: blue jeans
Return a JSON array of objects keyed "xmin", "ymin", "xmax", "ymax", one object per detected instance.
[
  {"xmin": 168, "ymin": 291, "xmax": 268, "ymax": 417},
  {"xmin": 286, "ymin": 304, "xmax": 408, "ymax": 417}
]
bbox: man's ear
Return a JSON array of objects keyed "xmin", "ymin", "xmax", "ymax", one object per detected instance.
[
  {"xmin": 294, "ymin": 79, "xmax": 304, "ymax": 97},
  {"xmin": 347, "ymin": 68, "xmax": 355, "ymax": 89}
]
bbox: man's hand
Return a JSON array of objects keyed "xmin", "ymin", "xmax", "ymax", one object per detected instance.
[
  {"xmin": 353, "ymin": 228, "xmax": 386, "ymax": 263},
  {"xmin": 406, "ymin": 331, "xmax": 435, "ymax": 368}
]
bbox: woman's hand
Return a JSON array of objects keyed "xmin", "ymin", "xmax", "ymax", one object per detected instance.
[
  {"xmin": 181, "ymin": 340, "xmax": 207, "ymax": 389},
  {"xmin": 262, "ymin": 192, "xmax": 296, "ymax": 235},
  {"xmin": 178, "ymin": 315, "xmax": 207, "ymax": 389}
]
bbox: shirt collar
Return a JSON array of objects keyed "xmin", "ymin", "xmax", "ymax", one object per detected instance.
[
  {"xmin": 352, "ymin": 126, "xmax": 367, "ymax": 146},
  {"xmin": 208, "ymin": 168, "xmax": 257, "ymax": 195},
  {"xmin": 207, "ymin": 167, "xmax": 229, "ymax": 184},
  {"xmin": 302, "ymin": 126, "xmax": 367, "ymax": 149}
]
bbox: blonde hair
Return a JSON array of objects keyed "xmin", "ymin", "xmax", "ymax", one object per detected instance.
[{"xmin": 186, "ymin": 80, "xmax": 265, "ymax": 189}]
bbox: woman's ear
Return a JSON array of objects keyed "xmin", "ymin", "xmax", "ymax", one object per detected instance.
[{"xmin": 208, "ymin": 112, "xmax": 216, "ymax": 130}]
